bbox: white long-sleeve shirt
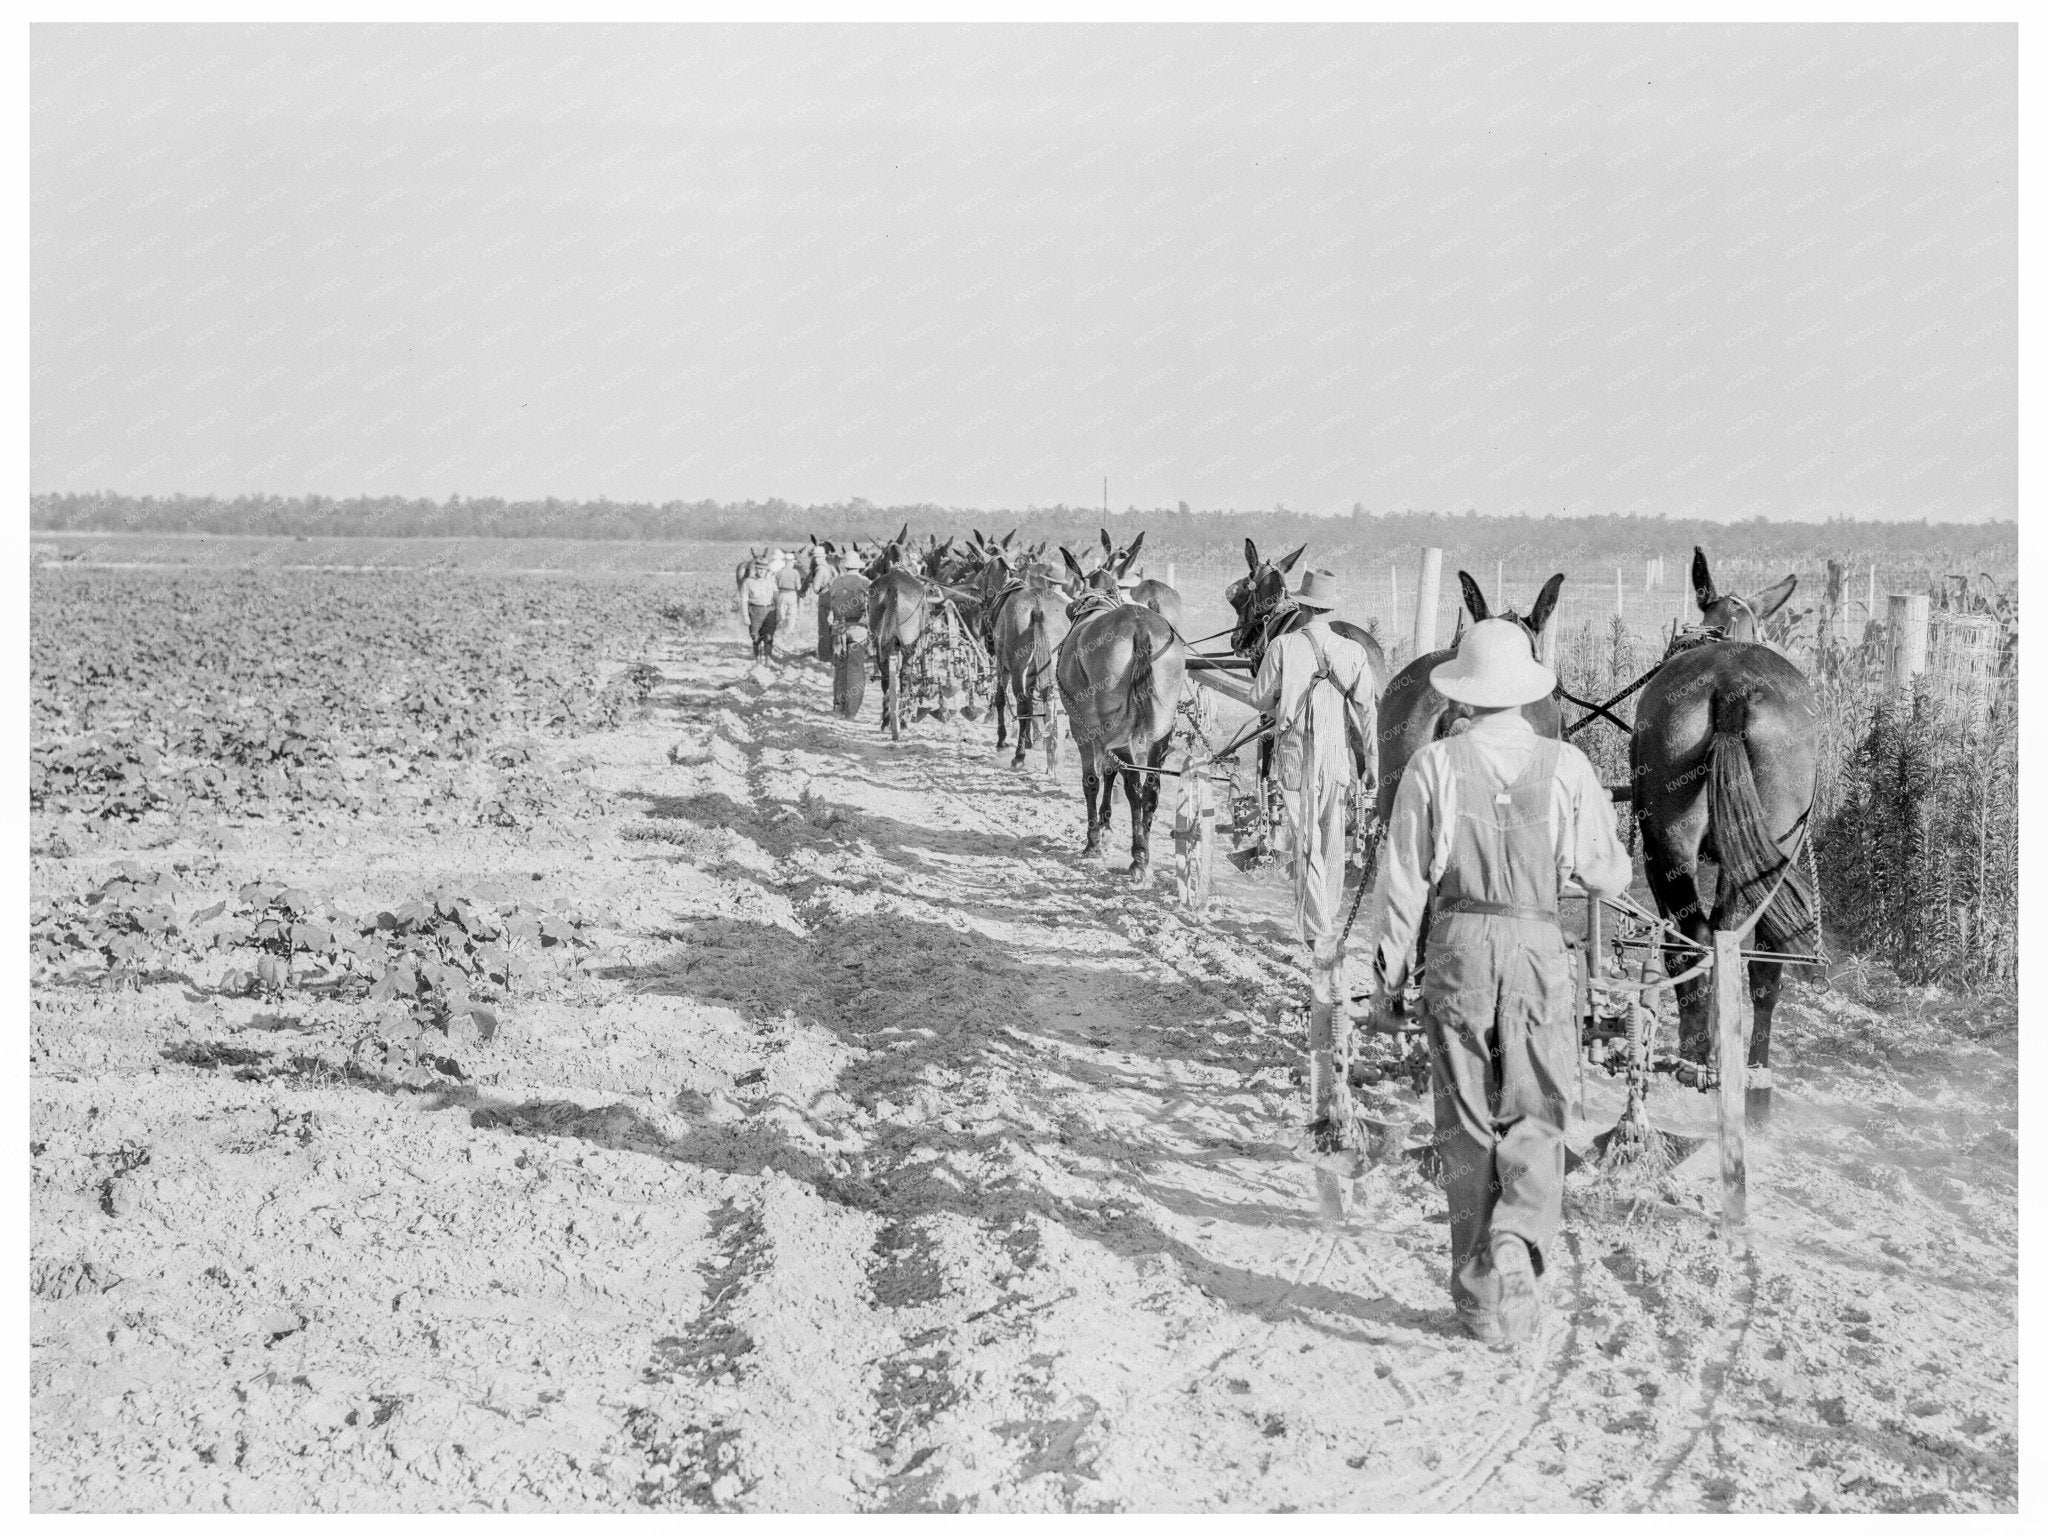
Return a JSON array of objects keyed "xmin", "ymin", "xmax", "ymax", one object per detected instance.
[
  {"xmin": 1248, "ymin": 618, "xmax": 1378, "ymax": 800},
  {"xmin": 1365, "ymin": 709, "xmax": 1631, "ymax": 994}
]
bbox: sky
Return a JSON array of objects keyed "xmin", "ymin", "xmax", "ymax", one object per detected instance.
[{"xmin": 30, "ymin": 23, "xmax": 2016, "ymax": 520}]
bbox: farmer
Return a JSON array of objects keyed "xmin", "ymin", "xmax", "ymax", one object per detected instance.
[
  {"xmin": 1360, "ymin": 618, "xmax": 1630, "ymax": 1348},
  {"xmin": 773, "ymin": 551, "xmax": 801, "ymax": 640},
  {"xmin": 1248, "ymin": 568, "xmax": 1378, "ymax": 1157},
  {"xmin": 741, "ymin": 559, "xmax": 778, "ymax": 660}
]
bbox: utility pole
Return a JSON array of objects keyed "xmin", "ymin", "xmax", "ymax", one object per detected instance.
[{"xmin": 1102, "ymin": 476, "xmax": 1108, "ymax": 518}]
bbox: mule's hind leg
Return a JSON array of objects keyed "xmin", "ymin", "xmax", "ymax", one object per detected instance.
[
  {"xmin": 993, "ymin": 665, "xmax": 1010, "ymax": 752},
  {"xmin": 1010, "ymin": 672, "xmax": 1032, "ymax": 771},
  {"xmin": 1094, "ymin": 759, "xmax": 1122, "ymax": 855},
  {"xmin": 1079, "ymin": 744, "xmax": 1105, "ymax": 858},
  {"xmin": 1745, "ymin": 959, "xmax": 1784, "ymax": 1130},
  {"xmin": 1125, "ymin": 738, "xmax": 1171, "ymax": 885},
  {"xmin": 1120, "ymin": 754, "xmax": 1150, "ymax": 885},
  {"xmin": 1641, "ymin": 826, "xmax": 1714, "ymax": 1061}
]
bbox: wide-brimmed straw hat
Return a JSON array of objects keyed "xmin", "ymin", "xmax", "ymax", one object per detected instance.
[
  {"xmin": 1294, "ymin": 569, "xmax": 1339, "ymax": 610},
  {"xmin": 1430, "ymin": 618, "xmax": 1557, "ymax": 708}
]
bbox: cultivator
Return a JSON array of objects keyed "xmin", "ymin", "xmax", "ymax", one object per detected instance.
[{"xmin": 904, "ymin": 591, "xmax": 993, "ymax": 722}]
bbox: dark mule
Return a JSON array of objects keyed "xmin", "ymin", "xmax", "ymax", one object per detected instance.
[
  {"xmin": 863, "ymin": 527, "xmax": 928, "ymax": 741},
  {"xmin": 1631, "ymin": 548, "xmax": 1816, "ymax": 1126},
  {"xmin": 1055, "ymin": 550, "xmax": 1186, "ymax": 883},
  {"xmin": 1372, "ymin": 571, "xmax": 1565, "ymax": 824}
]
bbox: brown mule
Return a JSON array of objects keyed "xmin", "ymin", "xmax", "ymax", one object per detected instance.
[
  {"xmin": 862, "ymin": 528, "xmax": 928, "ymax": 742},
  {"xmin": 1055, "ymin": 549, "xmax": 1186, "ymax": 884},
  {"xmin": 990, "ymin": 571, "xmax": 1072, "ymax": 771},
  {"xmin": 1373, "ymin": 572, "xmax": 1565, "ymax": 826},
  {"xmin": 1098, "ymin": 528, "xmax": 1183, "ymax": 633},
  {"xmin": 1631, "ymin": 548, "xmax": 1817, "ymax": 1128}
]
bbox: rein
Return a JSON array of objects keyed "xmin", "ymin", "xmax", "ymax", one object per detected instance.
[{"xmin": 1557, "ymin": 624, "xmax": 1729, "ymax": 739}]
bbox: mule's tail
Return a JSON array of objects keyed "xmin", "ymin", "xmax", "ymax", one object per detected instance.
[
  {"xmin": 1025, "ymin": 604, "xmax": 1053, "ymax": 695},
  {"xmin": 1125, "ymin": 620, "xmax": 1168, "ymax": 746},
  {"xmin": 1707, "ymin": 688, "xmax": 1817, "ymax": 955}
]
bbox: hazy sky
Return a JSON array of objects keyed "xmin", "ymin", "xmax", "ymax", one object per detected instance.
[{"xmin": 31, "ymin": 24, "xmax": 2015, "ymax": 519}]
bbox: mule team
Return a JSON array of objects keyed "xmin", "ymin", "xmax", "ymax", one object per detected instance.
[{"xmin": 736, "ymin": 532, "xmax": 1816, "ymax": 1348}]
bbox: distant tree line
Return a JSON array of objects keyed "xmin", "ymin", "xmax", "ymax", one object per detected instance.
[{"xmin": 30, "ymin": 490, "xmax": 2016, "ymax": 573}]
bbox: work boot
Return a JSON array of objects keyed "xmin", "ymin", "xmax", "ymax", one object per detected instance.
[
  {"xmin": 1491, "ymin": 1235, "xmax": 1542, "ymax": 1347},
  {"xmin": 1457, "ymin": 1301, "xmax": 1506, "ymax": 1346}
]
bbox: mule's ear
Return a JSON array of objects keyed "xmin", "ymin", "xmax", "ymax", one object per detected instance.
[
  {"xmin": 1118, "ymin": 530, "xmax": 1146, "ymax": 575},
  {"xmin": 1060, "ymin": 546, "xmax": 1087, "ymax": 585},
  {"xmin": 1101, "ymin": 528, "xmax": 1114, "ymax": 557},
  {"xmin": 1458, "ymin": 570, "xmax": 1490, "ymax": 622},
  {"xmin": 1691, "ymin": 546, "xmax": 1717, "ymax": 612},
  {"xmin": 1752, "ymin": 573, "xmax": 1797, "ymax": 622},
  {"xmin": 1244, "ymin": 538, "xmax": 1260, "ymax": 571},
  {"xmin": 1528, "ymin": 573, "xmax": 1565, "ymax": 635},
  {"xmin": 1277, "ymin": 542, "xmax": 1308, "ymax": 574},
  {"xmin": 896, "ymin": 522, "xmax": 909, "ymax": 546}
]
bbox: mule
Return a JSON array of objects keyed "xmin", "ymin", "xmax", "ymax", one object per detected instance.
[
  {"xmin": 990, "ymin": 570, "xmax": 1072, "ymax": 770},
  {"xmin": 1055, "ymin": 549, "xmax": 1187, "ymax": 883},
  {"xmin": 1097, "ymin": 529, "xmax": 1184, "ymax": 632},
  {"xmin": 862, "ymin": 534, "xmax": 928, "ymax": 742},
  {"xmin": 1372, "ymin": 570, "xmax": 1565, "ymax": 824},
  {"xmin": 1631, "ymin": 548, "xmax": 1815, "ymax": 1126}
]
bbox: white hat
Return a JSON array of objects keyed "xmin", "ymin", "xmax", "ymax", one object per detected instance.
[
  {"xmin": 1430, "ymin": 618, "xmax": 1556, "ymax": 707},
  {"xmin": 1294, "ymin": 569, "xmax": 1339, "ymax": 611}
]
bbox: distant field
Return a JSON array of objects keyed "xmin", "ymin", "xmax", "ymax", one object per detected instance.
[
  {"xmin": 32, "ymin": 525, "xmax": 2011, "ymax": 668},
  {"xmin": 29, "ymin": 531, "xmax": 755, "ymax": 580}
]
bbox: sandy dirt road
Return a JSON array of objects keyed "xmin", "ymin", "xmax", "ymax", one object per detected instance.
[{"xmin": 30, "ymin": 609, "xmax": 2017, "ymax": 1512}]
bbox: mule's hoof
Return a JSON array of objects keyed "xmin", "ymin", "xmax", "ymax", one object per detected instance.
[{"xmin": 1129, "ymin": 862, "xmax": 1153, "ymax": 888}]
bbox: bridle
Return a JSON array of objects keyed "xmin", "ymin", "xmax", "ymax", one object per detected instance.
[{"xmin": 1719, "ymin": 592, "xmax": 1761, "ymax": 640}]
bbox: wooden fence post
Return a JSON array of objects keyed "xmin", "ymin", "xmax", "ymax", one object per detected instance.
[
  {"xmin": 1886, "ymin": 593, "xmax": 1930, "ymax": 691},
  {"xmin": 1411, "ymin": 547, "xmax": 1442, "ymax": 656},
  {"xmin": 1713, "ymin": 930, "xmax": 1749, "ymax": 1255},
  {"xmin": 1173, "ymin": 752, "xmax": 1214, "ymax": 913}
]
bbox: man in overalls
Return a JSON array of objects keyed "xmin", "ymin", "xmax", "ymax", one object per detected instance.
[
  {"xmin": 741, "ymin": 559, "xmax": 778, "ymax": 660},
  {"xmin": 772, "ymin": 553, "xmax": 801, "ymax": 648},
  {"xmin": 1249, "ymin": 569, "xmax": 1378, "ymax": 1155},
  {"xmin": 1362, "ymin": 618, "xmax": 1630, "ymax": 1346}
]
